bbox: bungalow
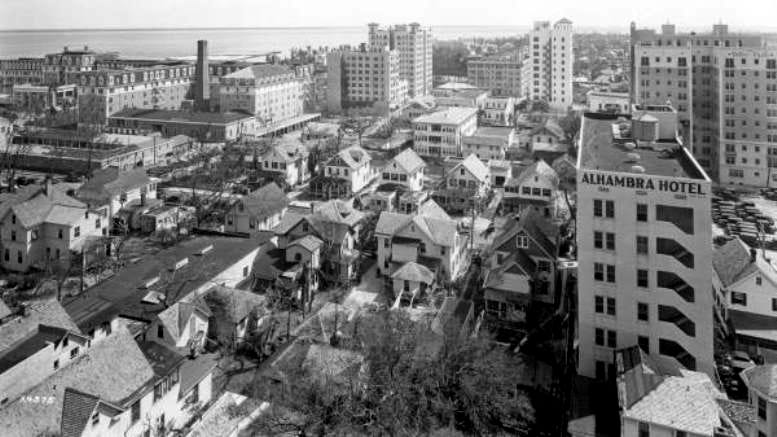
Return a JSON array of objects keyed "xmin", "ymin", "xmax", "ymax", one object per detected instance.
[
  {"xmin": 714, "ymin": 237, "xmax": 777, "ymax": 360},
  {"xmin": 258, "ymin": 142, "xmax": 310, "ymax": 187},
  {"xmin": 433, "ymin": 154, "xmax": 491, "ymax": 214},
  {"xmin": 224, "ymin": 182, "xmax": 288, "ymax": 234},
  {"xmin": 485, "ymin": 209, "xmax": 559, "ymax": 305},
  {"xmin": 204, "ymin": 286, "xmax": 267, "ymax": 349},
  {"xmin": 379, "ymin": 148, "xmax": 426, "ymax": 192},
  {"xmin": 391, "ymin": 261, "xmax": 438, "ymax": 309},
  {"xmin": 76, "ymin": 166, "xmax": 157, "ymax": 230},
  {"xmin": 375, "ymin": 199, "xmax": 468, "ymax": 282},
  {"xmin": 502, "ymin": 159, "xmax": 563, "ymax": 218},
  {"xmin": 310, "ymin": 146, "xmax": 375, "ymax": 199},
  {"xmin": 273, "ymin": 200, "xmax": 364, "ymax": 284},
  {"xmin": 0, "ymin": 323, "xmax": 217, "ymax": 437},
  {"xmin": 0, "ymin": 180, "xmax": 106, "ymax": 272}
]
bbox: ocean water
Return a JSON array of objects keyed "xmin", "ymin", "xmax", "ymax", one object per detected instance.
[{"xmin": 0, "ymin": 26, "xmax": 526, "ymax": 59}]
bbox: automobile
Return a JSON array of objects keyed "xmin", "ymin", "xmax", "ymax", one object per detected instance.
[{"xmin": 727, "ymin": 351, "xmax": 756, "ymax": 371}]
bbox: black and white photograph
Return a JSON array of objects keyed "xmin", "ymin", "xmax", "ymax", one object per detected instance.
[{"xmin": 0, "ymin": 0, "xmax": 775, "ymax": 435}]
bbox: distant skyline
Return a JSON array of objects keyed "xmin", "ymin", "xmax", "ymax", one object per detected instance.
[{"xmin": 2, "ymin": 0, "xmax": 776, "ymax": 33}]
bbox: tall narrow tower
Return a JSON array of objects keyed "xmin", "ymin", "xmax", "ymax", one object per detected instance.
[{"xmin": 195, "ymin": 40, "xmax": 210, "ymax": 111}]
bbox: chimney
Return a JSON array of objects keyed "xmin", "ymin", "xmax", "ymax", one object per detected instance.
[
  {"xmin": 750, "ymin": 248, "xmax": 757, "ymax": 263},
  {"xmin": 44, "ymin": 176, "xmax": 53, "ymax": 196},
  {"xmin": 195, "ymin": 40, "xmax": 210, "ymax": 112}
]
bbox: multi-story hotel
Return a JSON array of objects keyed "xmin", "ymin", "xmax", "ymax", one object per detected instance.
[
  {"xmin": 523, "ymin": 19, "xmax": 574, "ymax": 110},
  {"xmin": 76, "ymin": 64, "xmax": 195, "ymax": 123},
  {"xmin": 326, "ymin": 44, "xmax": 408, "ymax": 114},
  {"xmin": 0, "ymin": 46, "xmax": 96, "ymax": 93},
  {"xmin": 413, "ymin": 107, "xmax": 478, "ymax": 157},
  {"xmin": 630, "ymin": 22, "xmax": 777, "ymax": 185},
  {"xmin": 576, "ymin": 110, "xmax": 714, "ymax": 379},
  {"xmin": 368, "ymin": 23, "xmax": 433, "ymax": 98},
  {"xmin": 218, "ymin": 64, "xmax": 303, "ymax": 125},
  {"xmin": 467, "ymin": 56, "xmax": 523, "ymax": 97}
]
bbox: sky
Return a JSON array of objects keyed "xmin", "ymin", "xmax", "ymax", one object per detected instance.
[{"xmin": 1, "ymin": 0, "xmax": 776, "ymax": 32}]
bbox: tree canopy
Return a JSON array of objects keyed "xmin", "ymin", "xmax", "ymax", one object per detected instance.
[{"xmin": 250, "ymin": 310, "xmax": 535, "ymax": 436}]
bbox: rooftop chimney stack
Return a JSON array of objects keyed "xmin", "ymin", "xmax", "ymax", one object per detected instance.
[{"xmin": 195, "ymin": 40, "xmax": 210, "ymax": 112}]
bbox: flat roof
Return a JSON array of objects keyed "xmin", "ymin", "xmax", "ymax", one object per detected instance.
[
  {"xmin": 110, "ymin": 109, "xmax": 253, "ymax": 125},
  {"xmin": 578, "ymin": 113, "xmax": 706, "ymax": 180},
  {"xmin": 413, "ymin": 107, "xmax": 478, "ymax": 125},
  {"xmin": 470, "ymin": 126, "xmax": 514, "ymax": 138}
]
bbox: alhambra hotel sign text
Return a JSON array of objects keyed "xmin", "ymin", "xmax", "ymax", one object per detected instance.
[{"xmin": 580, "ymin": 172, "xmax": 708, "ymax": 197}]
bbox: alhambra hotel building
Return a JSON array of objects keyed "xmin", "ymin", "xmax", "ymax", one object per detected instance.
[{"xmin": 576, "ymin": 106, "xmax": 714, "ymax": 380}]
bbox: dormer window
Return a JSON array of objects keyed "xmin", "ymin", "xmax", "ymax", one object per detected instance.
[
  {"xmin": 91, "ymin": 412, "xmax": 99, "ymax": 426},
  {"xmin": 11, "ymin": 215, "xmax": 15, "ymax": 225},
  {"xmin": 516, "ymin": 235, "xmax": 529, "ymax": 248}
]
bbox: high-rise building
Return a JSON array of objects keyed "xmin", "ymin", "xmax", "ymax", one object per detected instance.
[
  {"xmin": 326, "ymin": 44, "xmax": 408, "ymax": 114},
  {"xmin": 576, "ymin": 109, "xmax": 714, "ymax": 379},
  {"xmin": 467, "ymin": 56, "xmax": 523, "ymax": 97},
  {"xmin": 523, "ymin": 19, "xmax": 574, "ymax": 110},
  {"xmin": 630, "ymin": 22, "xmax": 777, "ymax": 185},
  {"xmin": 218, "ymin": 64, "xmax": 303, "ymax": 125},
  {"xmin": 368, "ymin": 23, "xmax": 433, "ymax": 98}
]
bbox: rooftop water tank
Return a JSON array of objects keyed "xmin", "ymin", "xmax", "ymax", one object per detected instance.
[{"xmin": 633, "ymin": 114, "xmax": 659, "ymax": 142}]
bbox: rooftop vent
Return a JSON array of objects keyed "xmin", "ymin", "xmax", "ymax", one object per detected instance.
[
  {"xmin": 172, "ymin": 257, "xmax": 189, "ymax": 271},
  {"xmin": 142, "ymin": 276, "xmax": 160, "ymax": 289},
  {"xmin": 197, "ymin": 244, "xmax": 214, "ymax": 256},
  {"xmin": 631, "ymin": 165, "xmax": 646, "ymax": 174}
]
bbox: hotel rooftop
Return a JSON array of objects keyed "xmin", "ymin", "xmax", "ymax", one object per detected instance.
[{"xmin": 578, "ymin": 112, "xmax": 707, "ymax": 180}]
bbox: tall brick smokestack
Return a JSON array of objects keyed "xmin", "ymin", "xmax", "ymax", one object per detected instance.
[{"xmin": 195, "ymin": 40, "xmax": 210, "ymax": 111}]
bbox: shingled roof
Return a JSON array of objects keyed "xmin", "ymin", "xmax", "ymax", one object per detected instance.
[
  {"xmin": 328, "ymin": 146, "xmax": 371, "ymax": 169},
  {"xmin": 392, "ymin": 261, "xmax": 435, "ymax": 284},
  {"xmin": 238, "ymin": 182, "xmax": 288, "ymax": 222},
  {"xmin": 510, "ymin": 159, "xmax": 559, "ymax": 188},
  {"xmin": 60, "ymin": 388, "xmax": 100, "ymax": 437},
  {"xmin": 713, "ymin": 237, "xmax": 765, "ymax": 287},
  {"xmin": 389, "ymin": 148, "xmax": 426, "ymax": 174},
  {"xmin": 76, "ymin": 167, "xmax": 151, "ymax": 204},
  {"xmin": 742, "ymin": 364, "xmax": 777, "ymax": 399},
  {"xmin": 451, "ymin": 154, "xmax": 490, "ymax": 183}
]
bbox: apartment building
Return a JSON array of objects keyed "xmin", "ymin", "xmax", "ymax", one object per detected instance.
[
  {"xmin": 467, "ymin": 57, "xmax": 523, "ymax": 97},
  {"xmin": 524, "ymin": 19, "xmax": 574, "ymax": 110},
  {"xmin": 326, "ymin": 44, "xmax": 408, "ymax": 114},
  {"xmin": 0, "ymin": 58, "xmax": 45, "ymax": 94},
  {"xmin": 630, "ymin": 22, "xmax": 775, "ymax": 185},
  {"xmin": 480, "ymin": 96, "xmax": 516, "ymax": 127},
  {"xmin": 0, "ymin": 46, "xmax": 96, "ymax": 93},
  {"xmin": 76, "ymin": 64, "xmax": 195, "ymax": 123},
  {"xmin": 576, "ymin": 112, "xmax": 714, "ymax": 379},
  {"xmin": 368, "ymin": 23, "xmax": 433, "ymax": 98},
  {"xmin": 413, "ymin": 107, "xmax": 478, "ymax": 157},
  {"xmin": 218, "ymin": 64, "xmax": 303, "ymax": 126}
]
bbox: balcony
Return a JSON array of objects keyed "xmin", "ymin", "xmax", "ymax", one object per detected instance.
[
  {"xmin": 657, "ymin": 271, "xmax": 695, "ymax": 303},
  {"xmin": 659, "ymin": 338, "xmax": 696, "ymax": 371},
  {"xmin": 658, "ymin": 305, "xmax": 696, "ymax": 337},
  {"xmin": 656, "ymin": 237, "xmax": 694, "ymax": 269}
]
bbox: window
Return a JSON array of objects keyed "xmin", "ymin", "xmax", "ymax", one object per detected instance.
[
  {"xmin": 70, "ymin": 347, "xmax": 79, "ymax": 358},
  {"xmin": 605, "ymin": 200, "xmax": 614, "ymax": 218},
  {"xmin": 638, "ymin": 336, "xmax": 650, "ymax": 354},
  {"xmin": 3, "ymin": 249, "xmax": 7, "ymax": 262},
  {"xmin": 605, "ymin": 233, "xmax": 615, "ymax": 250},
  {"xmin": 675, "ymin": 432, "xmax": 686, "ymax": 437},
  {"xmin": 607, "ymin": 330, "xmax": 617, "ymax": 348},
  {"xmin": 594, "ymin": 263, "xmax": 604, "ymax": 281},
  {"xmin": 758, "ymin": 396, "xmax": 766, "ymax": 419},
  {"xmin": 154, "ymin": 382, "xmax": 163, "ymax": 402},
  {"xmin": 595, "ymin": 296, "xmax": 604, "ymax": 313},
  {"xmin": 606, "ymin": 297, "xmax": 616, "ymax": 316},
  {"xmin": 637, "ymin": 269, "xmax": 648, "ymax": 288},
  {"xmin": 131, "ymin": 400, "xmax": 141, "ymax": 423},
  {"xmin": 157, "ymin": 325, "xmax": 164, "ymax": 339},
  {"xmin": 731, "ymin": 292, "xmax": 747, "ymax": 306},
  {"xmin": 10, "ymin": 231, "xmax": 15, "ymax": 241},
  {"xmin": 516, "ymin": 235, "xmax": 529, "ymax": 248},
  {"xmin": 594, "ymin": 231, "xmax": 603, "ymax": 249},
  {"xmin": 756, "ymin": 276, "xmax": 762, "ymax": 286},
  {"xmin": 638, "ymin": 303, "xmax": 649, "ymax": 321},
  {"xmin": 53, "ymin": 359, "xmax": 59, "ymax": 370},
  {"xmin": 773, "ymin": 298, "xmax": 777, "ymax": 312},
  {"xmin": 17, "ymin": 251, "xmax": 22, "ymax": 264},
  {"xmin": 637, "ymin": 204, "xmax": 648, "ymax": 222},
  {"xmin": 75, "ymin": 227, "xmax": 81, "ymax": 237},
  {"xmin": 638, "ymin": 422, "xmax": 649, "ymax": 437},
  {"xmin": 596, "ymin": 360, "xmax": 606, "ymax": 380},
  {"xmin": 606, "ymin": 265, "xmax": 615, "ymax": 283},
  {"xmin": 595, "ymin": 328, "xmax": 604, "ymax": 346},
  {"xmin": 636, "ymin": 236, "xmax": 648, "ymax": 254},
  {"xmin": 594, "ymin": 199, "xmax": 602, "ymax": 217},
  {"xmin": 91, "ymin": 411, "xmax": 99, "ymax": 426}
]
